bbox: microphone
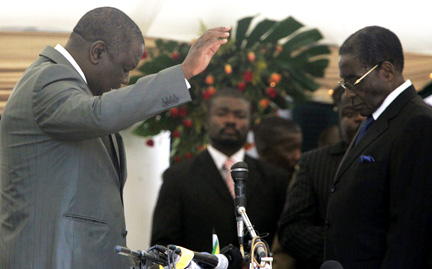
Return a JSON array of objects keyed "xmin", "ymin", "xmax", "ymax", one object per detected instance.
[
  {"xmin": 114, "ymin": 245, "xmax": 168, "ymax": 266},
  {"xmin": 168, "ymin": 245, "xmax": 229, "ymax": 269},
  {"xmin": 320, "ymin": 260, "xmax": 344, "ymax": 269},
  {"xmin": 230, "ymin": 161, "xmax": 248, "ymax": 251}
]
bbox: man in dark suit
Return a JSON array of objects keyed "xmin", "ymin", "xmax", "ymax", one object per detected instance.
[
  {"xmin": 277, "ymin": 85, "xmax": 363, "ymax": 269},
  {"xmin": 0, "ymin": 7, "xmax": 229, "ymax": 269},
  {"xmin": 325, "ymin": 26, "xmax": 432, "ymax": 268},
  {"xmin": 253, "ymin": 116, "xmax": 303, "ymax": 269},
  {"xmin": 151, "ymin": 88, "xmax": 289, "ymax": 255}
]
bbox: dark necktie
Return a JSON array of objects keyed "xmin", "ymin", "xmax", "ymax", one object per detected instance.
[{"xmin": 354, "ymin": 116, "xmax": 374, "ymax": 146}]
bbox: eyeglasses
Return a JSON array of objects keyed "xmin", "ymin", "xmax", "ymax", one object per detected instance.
[{"xmin": 339, "ymin": 64, "xmax": 379, "ymax": 91}]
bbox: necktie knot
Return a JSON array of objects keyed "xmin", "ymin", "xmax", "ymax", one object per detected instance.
[{"xmin": 224, "ymin": 158, "xmax": 235, "ymax": 171}]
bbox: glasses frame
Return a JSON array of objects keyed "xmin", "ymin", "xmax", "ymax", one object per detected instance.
[{"xmin": 339, "ymin": 63, "xmax": 379, "ymax": 91}]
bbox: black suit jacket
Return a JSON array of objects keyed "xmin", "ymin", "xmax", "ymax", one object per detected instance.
[
  {"xmin": 278, "ymin": 141, "xmax": 347, "ymax": 269},
  {"xmin": 325, "ymin": 86, "xmax": 432, "ymax": 269},
  {"xmin": 151, "ymin": 149, "xmax": 289, "ymax": 253}
]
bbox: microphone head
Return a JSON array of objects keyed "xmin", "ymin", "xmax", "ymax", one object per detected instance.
[
  {"xmin": 230, "ymin": 162, "xmax": 248, "ymax": 182},
  {"xmin": 320, "ymin": 260, "xmax": 344, "ymax": 269},
  {"xmin": 230, "ymin": 161, "xmax": 248, "ymax": 171}
]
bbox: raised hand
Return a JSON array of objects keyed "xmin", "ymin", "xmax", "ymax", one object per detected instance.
[{"xmin": 181, "ymin": 26, "xmax": 231, "ymax": 80}]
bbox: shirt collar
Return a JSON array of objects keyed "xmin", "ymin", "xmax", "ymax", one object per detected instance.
[
  {"xmin": 207, "ymin": 144, "xmax": 245, "ymax": 170},
  {"xmin": 55, "ymin": 44, "xmax": 87, "ymax": 83},
  {"xmin": 372, "ymin": 80, "xmax": 412, "ymax": 120}
]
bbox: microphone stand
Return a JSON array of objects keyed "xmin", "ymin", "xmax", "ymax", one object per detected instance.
[{"xmin": 237, "ymin": 206, "xmax": 273, "ymax": 268}]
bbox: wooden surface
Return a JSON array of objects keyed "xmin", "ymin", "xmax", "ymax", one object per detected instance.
[{"xmin": 1, "ymin": 31, "xmax": 432, "ymax": 114}]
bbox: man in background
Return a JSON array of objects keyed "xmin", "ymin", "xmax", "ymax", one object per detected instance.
[
  {"xmin": 253, "ymin": 116, "xmax": 302, "ymax": 182},
  {"xmin": 277, "ymin": 85, "xmax": 363, "ymax": 268},
  {"xmin": 325, "ymin": 26, "xmax": 432, "ymax": 268},
  {"xmin": 151, "ymin": 88, "xmax": 289, "ymax": 257},
  {"xmin": 0, "ymin": 7, "xmax": 229, "ymax": 268},
  {"xmin": 253, "ymin": 116, "xmax": 303, "ymax": 269}
]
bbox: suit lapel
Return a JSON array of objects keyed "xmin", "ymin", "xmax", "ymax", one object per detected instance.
[
  {"xmin": 196, "ymin": 150, "xmax": 234, "ymax": 200},
  {"xmin": 334, "ymin": 86, "xmax": 418, "ymax": 184},
  {"xmin": 113, "ymin": 133, "xmax": 127, "ymax": 189}
]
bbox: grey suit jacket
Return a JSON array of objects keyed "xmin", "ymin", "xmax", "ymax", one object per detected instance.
[
  {"xmin": 0, "ymin": 46, "xmax": 191, "ymax": 268},
  {"xmin": 325, "ymin": 86, "xmax": 432, "ymax": 269}
]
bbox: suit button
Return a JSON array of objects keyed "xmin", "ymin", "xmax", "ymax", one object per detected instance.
[
  {"xmin": 325, "ymin": 221, "xmax": 330, "ymax": 229},
  {"xmin": 122, "ymin": 230, "xmax": 128, "ymax": 237},
  {"xmin": 330, "ymin": 186, "xmax": 336, "ymax": 192}
]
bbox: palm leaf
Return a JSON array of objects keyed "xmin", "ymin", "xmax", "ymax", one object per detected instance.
[
  {"xmin": 262, "ymin": 16, "xmax": 303, "ymax": 43},
  {"xmin": 245, "ymin": 19, "xmax": 277, "ymax": 48},
  {"xmin": 235, "ymin": 16, "xmax": 254, "ymax": 50}
]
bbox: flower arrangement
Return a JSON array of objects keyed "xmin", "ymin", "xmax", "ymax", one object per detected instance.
[{"xmin": 130, "ymin": 15, "xmax": 330, "ymax": 163}]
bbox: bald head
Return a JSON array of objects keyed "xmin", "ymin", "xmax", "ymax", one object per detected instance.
[{"xmin": 70, "ymin": 7, "xmax": 144, "ymax": 60}]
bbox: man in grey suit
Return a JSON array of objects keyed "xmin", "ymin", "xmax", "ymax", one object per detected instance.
[
  {"xmin": 325, "ymin": 26, "xmax": 432, "ymax": 268},
  {"xmin": 0, "ymin": 7, "xmax": 230, "ymax": 268}
]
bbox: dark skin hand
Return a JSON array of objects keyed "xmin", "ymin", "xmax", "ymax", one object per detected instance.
[{"xmin": 181, "ymin": 26, "xmax": 230, "ymax": 80}]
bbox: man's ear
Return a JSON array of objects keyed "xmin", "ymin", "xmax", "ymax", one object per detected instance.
[
  {"xmin": 380, "ymin": 61, "xmax": 394, "ymax": 82},
  {"xmin": 89, "ymin": 41, "xmax": 107, "ymax": 64}
]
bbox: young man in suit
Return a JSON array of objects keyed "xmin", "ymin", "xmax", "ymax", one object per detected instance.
[
  {"xmin": 151, "ymin": 88, "xmax": 289, "ymax": 256},
  {"xmin": 325, "ymin": 26, "xmax": 432, "ymax": 268},
  {"xmin": 0, "ymin": 7, "xmax": 230, "ymax": 269},
  {"xmin": 254, "ymin": 116, "xmax": 303, "ymax": 182},
  {"xmin": 277, "ymin": 85, "xmax": 363, "ymax": 269}
]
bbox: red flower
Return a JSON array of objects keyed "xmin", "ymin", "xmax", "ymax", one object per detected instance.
[
  {"xmin": 171, "ymin": 52, "xmax": 179, "ymax": 61},
  {"xmin": 172, "ymin": 130, "xmax": 180, "ymax": 138},
  {"xmin": 174, "ymin": 156, "xmax": 182, "ymax": 163},
  {"xmin": 141, "ymin": 50, "xmax": 148, "ymax": 59},
  {"xmin": 237, "ymin": 82, "xmax": 246, "ymax": 92},
  {"xmin": 170, "ymin": 107, "xmax": 179, "ymax": 117},
  {"xmin": 269, "ymin": 73, "xmax": 282, "ymax": 85},
  {"xmin": 276, "ymin": 45, "xmax": 283, "ymax": 53},
  {"xmin": 179, "ymin": 107, "xmax": 188, "ymax": 117},
  {"xmin": 205, "ymin": 75, "xmax": 214, "ymax": 85},
  {"xmin": 185, "ymin": 152, "xmax": 194, "ymax": 159},
  {"xmin": 202, "ymin": 86, "xmax": 216, "ymax": 100},
  {"xmin": 182, "ymin": 119, "xmax": 193, "ymax": 128},
  {"xmin": 247, "ymin": 52, "xmax": 256, "ymax": 62},
  {"xmin": 243, "ymin": 71, "xmax": 254, "ymax": 83},
  {"xmin": 266, "ymin": 87, "xmax": 277, "ymax": 98},
  {"xmin": 259, "ymin": 99, "xmax": 270, "ymax": 109},
  {"xmin": 146, "ymin": 139, "xmax": 154, "ymax": 147}
]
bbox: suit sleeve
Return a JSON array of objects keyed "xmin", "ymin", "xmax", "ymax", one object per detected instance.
[
  {"xmin": 382, "ymin": 114, "xmax": 432, "ymax": 268},
  {"xmin": 277, "ymin": 153, "xmax": 325, "ymax": 265},
  {"xmin": 32, "ymin": 64, "xmax": 191, "ymax": 140},
  {"xmin": 150, "ymin": 168, "xmax": 184, "ymax": 247}
]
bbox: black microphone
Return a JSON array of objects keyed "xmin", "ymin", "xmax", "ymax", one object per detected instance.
[
  {"xmin": 114, "ymin": 245, "xmax": 168, "ymax": 266},
  {"xmin": 168, "ymin": 245, "xmax": 229, "ymax": 269},
  {"xmin": 320, "ymin": 260, "xmax": 344, "ymax": 269},
  {"xmin": 230, "ymin": 161, "xmax": 248, "ymax": 248}
]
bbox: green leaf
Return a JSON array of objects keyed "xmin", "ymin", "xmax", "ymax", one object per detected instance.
[
  {"xmin": 281, "ymin": 29, "xmax": 324, "ymax": 54},
  {"xmin": 292, "ymin": 45, "xmax": 331, "ymax": 63},
  {"xmin": 304, "ymin": 59, "xmax": 330, "ymax": 77},
  {"xmin": 129, "ymin": 75, "xmax": 142, "ymax": 85},
  {"xmin": 262, "ymin": 16, "xmax": 303, "ymax": 43},
  {"xmin": 290, "ymin": 68, "xmax": 321, "ymax": 91},
  {"xmin": 138, "ymin": 54, "xmax": 173, "ymax": 74},
  {"xmin": 235, "ymin": 16, "xmax": 254, "ymax": 50},
  {"xmin": 245, "ymin": 19, "xmax": 276, "ymax": 48}
]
